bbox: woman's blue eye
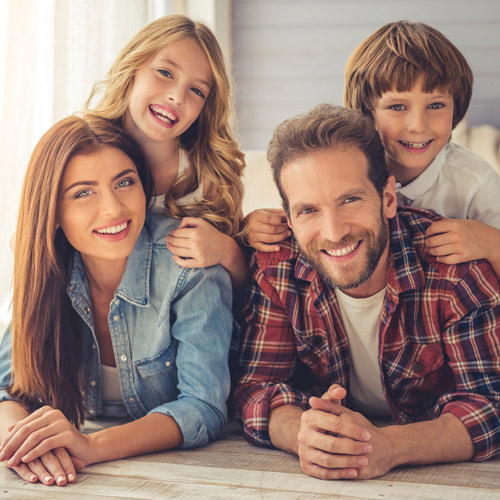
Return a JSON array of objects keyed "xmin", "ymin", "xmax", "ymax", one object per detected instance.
[
  {"xmin": 158, "ymin": 69, "xmax": 172, "ymax": 78},
  {"xmin": 76, "ymin": 189, "xmax": 91, "ymax": 198},
  {"xmin": 191, "ymin": 87, "xmax": 205, "ymax": 99},
  {"xmin": 117, "ymin": 179, "xmax": 132, "ymax": 188}
]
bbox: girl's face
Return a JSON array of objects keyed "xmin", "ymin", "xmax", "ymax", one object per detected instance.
[
  {"xmin": 124, "ymin": 38, "xmax": 214, "ymax": 146},
  {"xmin": 58, "ymin": 147, "xmax": 146, "ymax": 267}
]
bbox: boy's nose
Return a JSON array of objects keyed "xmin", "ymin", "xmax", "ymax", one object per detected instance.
[{"xmin": 406, "ymin": 109, "xmax": 427, "ymax": 133}]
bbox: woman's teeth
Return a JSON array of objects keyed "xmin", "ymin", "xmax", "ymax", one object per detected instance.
[{"xmin": 95, "ymin": 222, "xmax": 128, "ymax": 234}]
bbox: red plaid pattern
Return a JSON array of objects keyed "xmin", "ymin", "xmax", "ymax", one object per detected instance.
[{"xmin": 235, "ymin": 208, "xmax": 500, "ymax": 461}]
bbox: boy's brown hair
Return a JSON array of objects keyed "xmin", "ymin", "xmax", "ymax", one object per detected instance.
[{"xmin": 344, "ymin": 20, "xmax": 473, "ymax": 129}]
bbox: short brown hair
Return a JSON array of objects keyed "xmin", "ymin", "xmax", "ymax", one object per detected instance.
[
  {"xmin": 344, "ymin": 21, "xmax": 473, "ymax": 128},
  {"xmin": 267, "ymin": 104, "xmax": 388, "ymax": 214}
]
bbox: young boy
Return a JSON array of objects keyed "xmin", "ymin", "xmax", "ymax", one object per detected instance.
[{"xmin": 343, "ymin": 20, "xmax": 500, "ymax": 280}]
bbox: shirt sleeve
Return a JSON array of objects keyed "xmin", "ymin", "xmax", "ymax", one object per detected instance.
[
  {"xmin": 147, "ymin": 264, "xmax": 232, "ymax": 449},
  {"xmin": 234, "ymin": 258, "xmax": 309, "ymax": 448},
  {"xmin": 465, "ymin": 169, "xmax": 500, "ymax": 230},
  {"xmin": 0, "ymin": 324, "xmax": 15, "ymax": 403},
  {"xmin": 434, "ymin": 260, "xmax": 500, "ymax": 461}
]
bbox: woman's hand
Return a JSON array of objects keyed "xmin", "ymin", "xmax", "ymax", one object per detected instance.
[
  {"xmin": 0, "ymin": 406, "xmax": 92, "ymax": 472},
  {"xmin": 8, "ymin": 448, "xmax": 78, "ymax": 486}
]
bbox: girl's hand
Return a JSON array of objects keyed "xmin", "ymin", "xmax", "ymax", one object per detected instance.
[
  {"xmin": 243, "ymin": 208, "xmax": 291, "ymax": 252},
  {"xmin": 8, "ymin": 448, "xmax": 77, "ymax": 486},
  {"xmin": 165, "ymin": 217, "xmax": 231, "ymax": 268},
  {"xmin": 425, "ymin": 218, "xmax": 500, "ymax": 264},
  {"xmin": 0, "ymin": 406, "xmax": 91, "ymax": 471}
]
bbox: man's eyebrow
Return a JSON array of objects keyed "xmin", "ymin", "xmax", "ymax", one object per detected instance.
[{"xmin": 63, "ymin": 169, "xmax": 137, "ymax": 192}]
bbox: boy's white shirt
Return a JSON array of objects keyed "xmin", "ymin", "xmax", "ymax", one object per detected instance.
[{"xmin": 396, "ymin": 142, "xmax": 500, "ymax": 230}]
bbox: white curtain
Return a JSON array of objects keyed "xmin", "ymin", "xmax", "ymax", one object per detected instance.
[{"xmin": 0, "ymin": 0, "xmax": 174, "ymax": 332}]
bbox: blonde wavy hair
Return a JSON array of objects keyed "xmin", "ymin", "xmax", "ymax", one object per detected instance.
[{"xmin": 85, "ymin": 14, "xmax": 245, "ymax": 238}]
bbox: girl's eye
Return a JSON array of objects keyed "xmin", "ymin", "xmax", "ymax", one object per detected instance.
[
  {"xmin": 191, "ymin": 87, "xmax": 206, "ymax": 99},
  {"xmin": 75, "ymin": 189, "xmax": 92, "ymax": 199},
  {"xmin": 389, "ymin": 104, "xmax": 404, "ymax": 111},
  {"xmin": 158, "ymin": 69, "xmax": 172, "ymax": 78},
  {"xmin": 429, "ymin": 102, "xmax": 444, "ymax": 109},
  {"xmin": 117, "ymin": 179, "xmax": 132, "ymax": 188}
]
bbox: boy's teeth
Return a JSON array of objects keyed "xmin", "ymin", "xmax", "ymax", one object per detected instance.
[
  {"xmin": 95, "ymin": 222, "xmax": 128, "ymax": 234},
  {"xmin": 401, "ymin": 140, "xmax": 430, "ymax": 149},
  {"xmin": 324, "ymin": 241, "xmax": 359, "ymax": 257}
]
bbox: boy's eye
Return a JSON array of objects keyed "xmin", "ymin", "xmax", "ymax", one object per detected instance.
[
  {"xmin": 158, "ymin": 69, "xmax": 172, "ymax": 78},
  {"xmin": 191, "ymin": 87, "xmax": 206, "ymax": 99},
  {"xmin": 389, "ymin": 104, "xmax": 405, "ymax": 111},
  {"xmin": 428, "ymin": 102, "xmax": 444, "ymax": 109}
]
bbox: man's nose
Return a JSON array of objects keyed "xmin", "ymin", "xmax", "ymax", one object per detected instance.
[{"xmin": 320, "ymin": 211, "xmax": 350, "ymax": 243}]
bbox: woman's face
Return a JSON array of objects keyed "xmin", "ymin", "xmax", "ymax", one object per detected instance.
[{"xmin": 58, "ymin": 147, "xmax": 146, "ymax": 267}]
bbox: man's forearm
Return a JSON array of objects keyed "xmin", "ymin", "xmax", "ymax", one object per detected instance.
[
  {"xmin": 268, "ymin": 405, "xmax": 303, "ymax": 455},
  {"xmin": 384, "ymin": 412, "xmax": 474, "ymax": 467}
]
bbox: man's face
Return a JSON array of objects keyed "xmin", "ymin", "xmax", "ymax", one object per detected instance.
[{"xmin": 282, "ymin": 148, "xmax": 397, "ymax": 298}]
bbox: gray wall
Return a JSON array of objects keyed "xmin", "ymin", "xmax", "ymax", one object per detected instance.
[{"xmin": 233, "ymin": 0, "xmax": 500, "ymax": 150}]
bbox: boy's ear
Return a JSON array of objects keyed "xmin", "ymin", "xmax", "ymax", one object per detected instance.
[{"xmin": 382, "ymin": 175, "xmax": 397, "ymax": 219}]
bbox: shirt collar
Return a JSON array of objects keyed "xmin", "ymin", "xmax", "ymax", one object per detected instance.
[
  {"xmin": 67, "ymin": 225, "xmax": 153, "ymax": 307},
  {"xmin": 396, "ymin": 143, "xmax": 449, "ymax": 201}
]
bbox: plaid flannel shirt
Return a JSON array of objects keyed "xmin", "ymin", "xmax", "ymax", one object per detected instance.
[{"xmin": 235, "ymin": 208, "xmax": 500, "ymax": 461}]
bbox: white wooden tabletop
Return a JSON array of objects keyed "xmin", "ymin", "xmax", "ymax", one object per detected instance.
[{"xmin": 1, "ymin": 417, "xmax": 499, "ymax": 499}]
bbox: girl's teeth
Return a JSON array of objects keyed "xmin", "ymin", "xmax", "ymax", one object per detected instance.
[
  {"xmin": 401, "ymin": 140, "xmax": 430, "ymax": 149},
  {"xmin": 150, "ymin": 106, "xmax": 176, "ymax": 124},
  {"xmin": 95, "ymin": 222, "xmax": 128, "ymax": 234}
]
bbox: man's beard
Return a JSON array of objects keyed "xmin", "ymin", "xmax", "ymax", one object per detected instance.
[{"xmin": 299, "ymin": 208, "xmax": 389, "ymax": 291}]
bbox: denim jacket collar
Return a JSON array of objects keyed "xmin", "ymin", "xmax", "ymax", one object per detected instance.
[{"xmin": 67, "ymin": 224, "xmax": 153, "ymax": 308}]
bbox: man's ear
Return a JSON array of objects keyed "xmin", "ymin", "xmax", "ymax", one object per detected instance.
[{"xmin": 382, "ymin": 175, "xmax": 397, "ymax": 219}]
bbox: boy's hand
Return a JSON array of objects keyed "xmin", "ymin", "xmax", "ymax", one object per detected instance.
[
  {"xmin": 425, "ymin": 218, "xmax": 500, "ymax": 265},
  {"xmin": 243, "ymin": 208, "xmax": 291, "ymax": 252}
]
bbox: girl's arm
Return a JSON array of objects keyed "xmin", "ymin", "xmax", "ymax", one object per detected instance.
[
  {"xmin": 425, "ymin": 219, "xmax": 500, "ymax": 281},
  {"xmin": 165, "ymin": 216, "xmax": 250, "ymax": 289}
]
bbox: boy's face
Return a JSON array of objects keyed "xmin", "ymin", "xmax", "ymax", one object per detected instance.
[{"xmin": 372, "ymin": 74, "xmax": 454, "ymax": 185}]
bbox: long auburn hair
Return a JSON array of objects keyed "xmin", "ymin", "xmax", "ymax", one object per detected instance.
[
  {"xmin": 10, "ymin": 116, "xmax": 152, "ymax": 427},
  {"xmin": 85, "ymin": 14, "xmax": 245, "ymax": 237}
]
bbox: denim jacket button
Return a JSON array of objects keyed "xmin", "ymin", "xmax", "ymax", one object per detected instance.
[
  {"xmin": 85, "ymin": 307, "xmax": 91, "ymax": 315},
  {"xmin": 114, "ymin": 299, "xmax": 120, "ymax": 306},
  {"xmin": 120, "ymin": 355, "xmax": 127, "ymax": 362},
  {"xmin": 129, "ymin": 397, "xmax": 135, "ymax": 403},
  {"xmin": 113, "ymin": 315, "xmax": 120, "ymax": 322},
  {"xmin": 165, "ymin": 361, "xmax": 171, "ymax": 367},
  {"xmin": 90, "ymin": 380, "xmax": 96, "ymax": 386}
]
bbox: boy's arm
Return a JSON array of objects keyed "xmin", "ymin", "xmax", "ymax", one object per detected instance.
[{"xmin": 425, "ymin": 219, "xmax": 500, "ymax": 281}]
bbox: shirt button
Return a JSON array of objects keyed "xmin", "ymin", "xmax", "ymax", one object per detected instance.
[
  {"xmin": 85, "ymin": 307, "xmax": 91, "ymax": 315},
  {"xmin": 129, "ymin": 397, "xmax": 135, "ymax": 403},
  {"xmin": 90, "ymin": 380, "xmax": 96, "ymax": 387},
  {"xmin": 89, "ymin": 409, "xmax": 95, "ymax": 415},
  {"xmin": 113, "ymin": 315, "xmax": 120, "ymax": 322},
  {"xmin": 92, "ymin": 344, "xmax": 96, "ymax": 349},
  {"xmin": 120, "ymin": 355, "xmax": 127, "ymax": 362},
  {"xmin": 165, "ymin": 361, "xmax": 171, "ymax": 367},
  {"xmin": 414, "ymin": 362, "xmax": 423, "ymax": 373}
]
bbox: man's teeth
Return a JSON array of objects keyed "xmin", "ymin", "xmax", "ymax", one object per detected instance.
[
  {"xmin": 324, "ymin": 241, "xmax": 359, "ymax": 257},
  {"xmin": 150, "ymin": 106, "xmax": 176, "ymax": 124},
  {"xmin": 95, "ymin": 222, "xmax": 128, "ymax": 234},
  {"xmin": 401, "ymin": 140, "xmax": 430, "ymax": 149}
]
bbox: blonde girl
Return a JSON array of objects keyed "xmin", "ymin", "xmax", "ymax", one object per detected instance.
[{"xmin": 85, "ymin": 14, "xmax": 248, "ymax": 287}]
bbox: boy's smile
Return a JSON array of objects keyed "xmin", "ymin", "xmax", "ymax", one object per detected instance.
[{"xmin": 372, "ymin": 74, "xmax": 454, "ymax": 186}]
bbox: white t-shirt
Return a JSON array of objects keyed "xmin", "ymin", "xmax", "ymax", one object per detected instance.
[
  {"xmin": 150, "ymin": 148, "xmax": 204, "ymax": 214},
  {"xmin": 396, "ymin": 142, "xmax": 500, "ymax": 229},
  {"xmin": 100, "ymin": 364, "xmax": 129, "ymax": 418},
  {"xmin": 335, "ymin": 287, "xmax": 391, "ymax": 418}
]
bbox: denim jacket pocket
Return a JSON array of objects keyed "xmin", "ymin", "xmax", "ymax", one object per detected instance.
[{"xmin": 135, "ymin": 343, "xmax": 179, "ymax": 407}]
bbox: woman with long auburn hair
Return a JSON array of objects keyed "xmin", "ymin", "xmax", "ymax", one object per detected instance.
[{"xmin": 0, "ymin": 115, "xmax": 232, "ymax": 486}]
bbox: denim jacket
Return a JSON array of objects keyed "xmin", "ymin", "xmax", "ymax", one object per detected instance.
[{"xmin": 0, "ymin": 214, "xmax": 233, "ymax": 449}]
